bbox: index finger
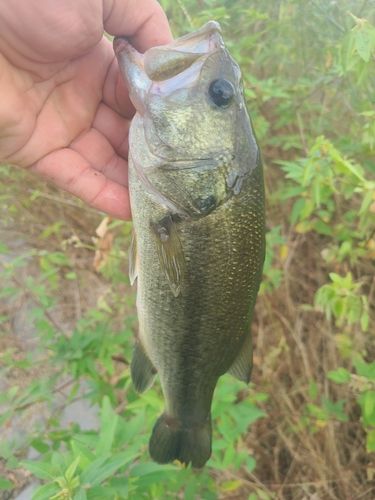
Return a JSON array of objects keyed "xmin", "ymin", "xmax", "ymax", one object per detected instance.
[{"xmin": 103, "ymin": 0, "xmax": 173, "ymax": 53}]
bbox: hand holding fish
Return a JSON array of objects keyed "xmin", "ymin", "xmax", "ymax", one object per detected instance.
[{"xmin": 0, "ymin": 0, "xmax": 172, "ymax": 220}]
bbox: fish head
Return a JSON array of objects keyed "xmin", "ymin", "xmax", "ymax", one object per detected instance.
[{"xmin": 114, "ymin": 22, "xmax": 260, "ymax": 217}]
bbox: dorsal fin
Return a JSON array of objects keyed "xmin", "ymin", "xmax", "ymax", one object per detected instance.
[{"xmin": 228, "ymin": 333, "xmax": 253, "ymax": 384}]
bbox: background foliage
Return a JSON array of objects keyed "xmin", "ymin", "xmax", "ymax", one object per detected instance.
[{"xmin": 1, "ymin": 0, "xmax": 375, "ymax": 499}]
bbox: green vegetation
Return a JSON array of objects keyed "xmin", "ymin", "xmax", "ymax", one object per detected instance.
[{"xmin": 1, "ymin": 1, "xmax": 375, "ymax": 498}]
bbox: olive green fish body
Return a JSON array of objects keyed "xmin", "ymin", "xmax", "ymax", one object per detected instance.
[{"xmin": 114, "ymin": 21, "xmax": 265, "ymax": 468}]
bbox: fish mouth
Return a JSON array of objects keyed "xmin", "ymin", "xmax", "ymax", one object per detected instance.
[
  {"xmin": 114, "ymin": 21, "xmax": 222, "ymax": 80},
  {"xmin": 114, "ymin": 21, "xmax": 223, "ymax": 109},
  {"xmin": 144, "ymin": 21, "xmax": 222, "ymax": 82}
]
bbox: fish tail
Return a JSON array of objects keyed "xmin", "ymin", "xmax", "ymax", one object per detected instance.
[{"xmin": 149, "ymin": 412, "xmax": 212, "ymax": 469}]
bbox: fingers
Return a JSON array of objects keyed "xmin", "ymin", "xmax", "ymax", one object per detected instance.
[
  {"xmin": 69, "ymin": 100, "xmax": 131, "ymax": 186},
  {"xmin": 70, "ymin": 128, "xmax": 128, "ymax": 188},
  {"xmin": 0, "ymin": 0, "xmax": 104, "ymax": 65},
  {"xmin": 29, "ymin": 147, "xmax": 131, "ymax": 220},
  {"xmin": 104, "ymin": 0, "xmax": 173, "ymax": 53},
  {"xmin": 101, "ymin": 53, "xmax": 136, "ymax": 119},
  {"xmin": 91, "ymin": 102, "xmax": 130, "ymax": 159},
  {"xmin": 103, "ymin": 0, "xmax": 173, "ymax": 125}
]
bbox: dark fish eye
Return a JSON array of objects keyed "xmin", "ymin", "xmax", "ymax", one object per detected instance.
[{"xmin": 208, "ymin": 78, "xmax": 235, "ymax": 108}]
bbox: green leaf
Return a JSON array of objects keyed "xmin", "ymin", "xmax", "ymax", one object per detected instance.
[
  {"xmin": 359, "ymin": 188, "xmax": 373, "ymax": 215},
  {"xmin": 332, "ymin": 298, "xmax": 345, "ymax": 319},
  {"xmin": 110, "ymin": 477, "xmax": 129, "ymax": 498},
  {"xmin": 184, "ymin": 476, "xmax": 197, "ymax": 500},
  {"xmin": 79, "ymin": 454, "xmax": 110, "ymax": 486},
  {"xmin": 68, "ymin": 383, "xmax": 80, "ymax": 404},
  {"xmin": 366, "ymin": 429, "xmax": 375, "ymax": 453},
  {"xmin": 65, "ymin": 456, "xmax": 81, "ymax": 482},
  {"xmin": 305, "ymin": 403, "xmax": 329, "ymax": 421},
  {"xmin": 308, "ymin": 380, "xmax": 318, "ymax": 398},
  {"xmin": 0, "ymin": 409, "xmax": 13, "ymax": 427},
  {"xmin": 85, "ymin": 486, "xmax": 117, "ymax": 499},
  {"xmin": 65, "ymin": 272, "xmax": 78, "ymax": 280},
  {"xmin": 290, "ymin": 197, "xmax": 306, "ymax": 225},
  {"xmin": 90, "ymin": 452, "xmax": 138, "ymax": 488},
  {"xmin": 73, "ymin": 489, "xmax": 88, "ymax": 500},
  {"xmin": 364, "ymin": 391, "xmax": 375, "ymax": 423},
  {"xmin": 246, "ymin": 456, "xmax": 257, "ymax": 472},
  {"xmin": 354, "ymin": 360, "xmax": 375, "ymax": 381},
  {"xmin": 126, "ymin": 389, "xmax": 164, "ymax": 412},
  {"xmin": 54, "ymin": 476, "xmax": 68, "ymax": 489},
  {"xmin": 314, "ymin": 220, "xmax": 333, "ymax": 236},
  {"xmin": 0, "ymin": 478, "xmax": 14, "ymax": 490},
  {"xmin": 218, "ymin": 414, "xmax": 236, "ymax": 443},
  {"xmin": 71, "ymin": 439, "xmax": 96, "ymax": 469},
  {"xmin": 361, "ymin": 311, "xmax": 370, "ymax": 332},
  {"xmin": 327, "ymin": 368, "xmax": 351, "ymax": 384},
  {"xmin": 0, "ymin": 242, "xmax": 8, "ymax": 254},
  {"xmin": 228, "ymin": 403, "xmax": 265, "ymax": 427},
  {"xmin": 347, "ymin": 296, "xmax": 361, "ymax": 324},
  {"xmin": 20, "ymin": 460, "xmax": 58, "ymax": 481},
  {"xmin": 31, "ymin": 482, "xmax": 60, "ymax": 500},
  {"xmin": 329, "ymin": 272, "xmax": 345, "ymax": 286},
  {"xmin": 222, "ymin": 444, "xmax": 236, "ymax": 469},
  {"xmin": 80, "ymin": 452, "xmax": 138, "ymax": 488},
  {"xmin": 341, "ymin": 31, "xmax": 356, "ymax": 73},
  {"xmin": 322, "ymin": 396, "xmax": 348, "ymax": 422},
  {"xmin": 354, "ymin": 30, "xmax": 372, "ymax": 62},
  {"xmin": 116, "ymin": 410, "xmax": 145, "ymax": 447},
  {"xmin": 132, "ymin": 470, "xmax": 175, "ymax": 487},
  {"xmin": 221, "ymin": 480, "xmax": 242, "ymax": 491},
  {"xmin": 96, "ymin": 396, "xmax": 118, "ymax": 455},
  {"xmin": 51, "ymin": 451, "xmax": 67, "ymax": 472},
  {"xmin": 30, "ymin": 438, "xmax": 50, "ymax": 454},
  {"xmin": 232, "ymin": 450, "xmax": 248, "ymax": 471},
  {"xmin": 130, "ymin": 463, "xmax": 177, "ymax": 477}
]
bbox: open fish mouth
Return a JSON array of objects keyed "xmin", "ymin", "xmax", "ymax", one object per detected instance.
[
  {"xmin": 114, "ymin": 22, "xmax": 224, "ymax": 104},
  {"xmin": 114, "ymin": 20, "xmax": 222, "ymax": 79}
]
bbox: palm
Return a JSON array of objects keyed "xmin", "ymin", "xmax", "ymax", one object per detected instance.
[
  {"xmin": 0, "ymin": 0, "xmax": 172, "ymax": 219},
  {"xmin": 2, "ymin": 36, "xmax": 128, "ymax": 167}
]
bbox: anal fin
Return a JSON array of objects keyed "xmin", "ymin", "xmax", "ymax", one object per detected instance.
[
  {"xmin": 130, "ymin": 339, "xmax": 157, "ymax": 393},
  {"xmin": 228, "ymin": 333, "xmax": 253, "ymax": 384}
]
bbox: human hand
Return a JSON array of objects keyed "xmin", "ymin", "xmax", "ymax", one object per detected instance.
[{"xmin": 0, "ymin": 0, "xmax": 172, "ymax": 220}]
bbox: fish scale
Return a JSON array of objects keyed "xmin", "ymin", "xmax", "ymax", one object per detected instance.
[{"xmin": 114, "ymin": 20, "xmax": 265, "ymax": 468}]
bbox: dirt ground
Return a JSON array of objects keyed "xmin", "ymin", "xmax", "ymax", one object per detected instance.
[{"xmin": 0, "ymin": 172, "xmax": 116, "ymax": 499}]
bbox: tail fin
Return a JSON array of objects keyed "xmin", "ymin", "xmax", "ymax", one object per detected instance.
[{"xmin": 149, "ymin": 412, "xmax": 212, "ymax": 469}]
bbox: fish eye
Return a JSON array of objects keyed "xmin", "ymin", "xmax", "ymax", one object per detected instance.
[{"xmin": 208, "ymin": 79, "xmax": 235, "ymax": 108}]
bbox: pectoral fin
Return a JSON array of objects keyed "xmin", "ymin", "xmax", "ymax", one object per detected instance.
[
  {"xmin": 131, "ymin": 339, "xmax": 157, "ymax": 393},
  {"xmin": 129, "ymin": 228, "xmax": 138, "ymax": 285},
  {"xmin": 228, "ymin": 334, "xmax": 253, "ymax": 384},
  {"xmin": 151, "ymin": 214, "xmax": 185, "ymax": 297}
]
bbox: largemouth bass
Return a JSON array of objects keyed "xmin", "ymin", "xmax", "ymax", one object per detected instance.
[{"xmin": 114, "ymin": 21, "xmax": 265, "ymax": 469}]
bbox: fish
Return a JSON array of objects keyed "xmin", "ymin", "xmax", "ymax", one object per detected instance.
[{"xmin": 114, "ymin": 21, "xmax": 265, "ymax": 469}]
